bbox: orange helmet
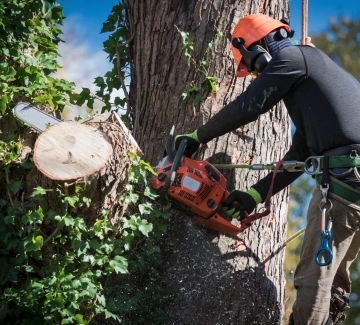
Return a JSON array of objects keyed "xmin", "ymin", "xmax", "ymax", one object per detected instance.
[{"xmin": 231, "ymin": 14, "xmax": 291, "ymax": 77}]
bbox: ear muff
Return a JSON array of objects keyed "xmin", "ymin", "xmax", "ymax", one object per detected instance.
[{"xmin": 232, "ymin": 37, "xmax": 272, "ymax": 74}]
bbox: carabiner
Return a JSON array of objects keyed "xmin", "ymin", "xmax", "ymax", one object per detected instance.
[
  {"xmin": 281, "ymin": 161, "xmax": 306, "ymax": 172},
  {"xmin": 315, "ymin": 229, "xmax": 333, "ymax": 266}
]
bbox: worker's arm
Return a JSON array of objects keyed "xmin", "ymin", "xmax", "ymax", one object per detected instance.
[
  {"xmin": 196, "ymin": 46, "xmax": 307, "ymax": 143},
  {"xmin": 251, "ymin": 129, "xmax": 311, "ymax": 201}
]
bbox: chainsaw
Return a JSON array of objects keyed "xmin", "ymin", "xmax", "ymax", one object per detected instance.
[{"xmin": 150, "ymin": 126, "xmax": 267, "ymax": 236}]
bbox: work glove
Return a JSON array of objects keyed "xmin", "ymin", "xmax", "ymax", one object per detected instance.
[
  {"xmin": 222, "ymin": 188, "xmax": 262, "ymax": 221},
  {"xmin": 173, "ymin": 130, "xmax": 200, "ymax": 158}
]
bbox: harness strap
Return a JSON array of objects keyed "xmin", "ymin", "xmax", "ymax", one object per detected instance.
[
  {"xmin": 316, "ymin": 175, "xmax": 360, "ymax": 206},
  {"xmin": 312, "ymin": 155, "xmax": 360, "ymax": 169}
]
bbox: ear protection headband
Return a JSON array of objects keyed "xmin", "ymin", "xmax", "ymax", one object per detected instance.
[{"xmin": 232, "ymin": 24, "xmax": 294, "ymax": 74}]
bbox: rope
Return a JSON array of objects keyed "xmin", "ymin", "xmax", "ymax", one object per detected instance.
[
  {"xmin": 212, "ymin": 163, "xmax": 275, "ymax": 170},
  {"xmin": 301, "ymin": 0, "xmax": 308, "ymax": 45},
  {"xmin": 283, "ymin": 227, "xmax": 306, "ymax": 247}
]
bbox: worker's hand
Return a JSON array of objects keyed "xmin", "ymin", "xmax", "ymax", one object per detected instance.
[
  {"xmin": 305, "ymin": 36, "xmax": 315, "ymax": 47},
  {"xmin": 222, "ymin": 190, "xmax": 258, "ymax": 221},
  {"xmin": 173, "ymin": 130, "xmax": 200, "ymax": 158}
]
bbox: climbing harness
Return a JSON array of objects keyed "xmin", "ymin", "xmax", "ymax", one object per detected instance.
[{"xmin": 213, "ymin": 150, "xmax": 360, "ymax": 266}]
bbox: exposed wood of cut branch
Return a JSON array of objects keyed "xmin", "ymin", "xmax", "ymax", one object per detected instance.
[
  {"xmin": 33, "ymin": 121, "xmax": 111, "ymax": 180},
  {"xmin": 110, "ymin": 112, "xmax": 143, "ymax": 156}
]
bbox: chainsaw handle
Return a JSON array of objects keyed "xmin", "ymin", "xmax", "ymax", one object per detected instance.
[
  {"xmin": 165, "ymin": 127, "xmax": 176, "ymax": 159},
  {"xmin": 170, "ymin": 139, "xmax": 188, "ymax": 179},
  {"xmin": 164, "ymin": 138, "xmax": 188, "ymax": 190}
]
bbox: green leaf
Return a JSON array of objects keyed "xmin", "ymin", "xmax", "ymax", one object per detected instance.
[
  {"xmin": 31, "ymin": 186, "xmax": 47, "ymax": 197},
  {"xmin": 139, "ymin": 202, "xmax": 153, "ymax": 215},
  {"xmin": 82, "ymin": 197, "xmax": 91, "ymax": 208},
  {"xmin": 75, "ymin": 314, "xmax": 88, "ymax": 325},
  {"xmin": 104, "ymin": 309, "xmax": 120, "ymax": 320},
  {"xmin": 139, "ymin": 220, "xmax": 153, "ymax": 237},
  {"xmin": 41, "ymin": 1, "xmax": 52, "ymax": 19},
  {"xmin": 101, "ymin": 22, "xmax": 116, "ymax": 33},
  {"xmin": 109, "ymin": 255, "xmax": 128, "ymax": 274},
  {"xmin": 97, "ymin": 294, "xmax": 106, "ymax": 307},
  {"xmin": 193, "ymin": 93, "xmax": 204, "ymax": 106},
  {"xmin": 63, "ymin": 195, "xmax": 79, "ymax": 207},
  {"xmin": 72, "ymin": 280, "xmax": 81, "ymax": 289},
  {"xmin": 7, "ymin": 181, "xmax": 22, "ymax": 194},
  {"xmin": 26, "ymin": 235, "xmax": 44, "ymax": 251},
  {"xmin": 0, "ymin": 94, "xmax": 8, "ymax": 115}
]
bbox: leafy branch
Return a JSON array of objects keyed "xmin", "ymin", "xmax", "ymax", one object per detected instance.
[{"xmin": 176, "ymin": 25, "xmax": 222, "ymax": 105}]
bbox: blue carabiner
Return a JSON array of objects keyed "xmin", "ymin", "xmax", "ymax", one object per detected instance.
[{"xmin": 315, "ymin": 229, "xmax": 333, "ymax": 266}]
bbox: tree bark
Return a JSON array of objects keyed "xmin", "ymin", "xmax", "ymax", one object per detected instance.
[{"xmin": 126, "ymin": 0, "xmax": 291, "ymax": 324}]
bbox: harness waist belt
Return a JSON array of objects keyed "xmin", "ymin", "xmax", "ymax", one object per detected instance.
[{"xmin": 316, "ymin": 175, "xmax": 360, "ymax": 206}]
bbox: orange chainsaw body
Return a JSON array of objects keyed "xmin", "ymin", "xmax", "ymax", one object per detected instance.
[{"xmin": 151, "ymin": 156, "xmax": 243, "ymax": 236}]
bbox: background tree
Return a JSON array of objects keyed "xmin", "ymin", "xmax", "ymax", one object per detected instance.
[
  {"xmin": 311, "ymin": 17, "xmax": 360, "ymax": 81},
  {"xmin": 124, "ymin": 0, "xmax": 293, "ymax": 324}
]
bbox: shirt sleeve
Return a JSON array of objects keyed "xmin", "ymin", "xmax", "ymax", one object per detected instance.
[
  {"xmin": 252, "ymin": 129, "xmax": 311, "ymax": 201},
  {"xmin": 197, "ymin": 46, "xmax": 307, "ymax": 143}
]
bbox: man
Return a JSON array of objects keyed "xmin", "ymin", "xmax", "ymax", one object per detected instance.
[{"xmin": 174, "ymin": 13, "xmax": 360, "ymax": 325}]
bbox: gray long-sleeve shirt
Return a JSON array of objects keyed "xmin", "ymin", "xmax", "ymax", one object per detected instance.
[{"xmin": 197, "ymin": 45, "xmax": 360, "ymax": 200}]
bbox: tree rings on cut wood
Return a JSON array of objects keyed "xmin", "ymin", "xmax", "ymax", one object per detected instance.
[{"xmin": 33, "ymin": 121, "xmax": 111, "ymax": 180}]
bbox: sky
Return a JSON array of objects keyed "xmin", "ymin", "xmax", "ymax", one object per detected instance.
[{"xmin": 55, "ymin": 0, "xmax": 360, "ymax": 118}]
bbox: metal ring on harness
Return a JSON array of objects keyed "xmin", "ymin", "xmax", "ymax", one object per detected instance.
[
  {"xmin": 329, "ymin": 167, "xmax": 354, "ymax": 177},
  {"xmin": 304, "ymin": 156, "xmax": 323, "ymax": 175}
]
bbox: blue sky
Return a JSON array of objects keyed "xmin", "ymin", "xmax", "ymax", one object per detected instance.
[
  {"xmin": 58, "ymin": 0, "xmax": 360, "ymax": 49},
  {"xmin": 56, "ymin": 0, "xmax": 360, "ymax": 118},
  {"xmin": 59, "ymin": 0, "xmax": 114, "ymax": 50},
  {"xmin": 289, "ymin": 0, "xmax": 360, "ymax": 38}
]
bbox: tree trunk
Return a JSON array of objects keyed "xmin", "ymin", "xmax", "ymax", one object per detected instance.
[{"xmin": 126, "ymin": 0, "xmax": 291, "ymax": 324}]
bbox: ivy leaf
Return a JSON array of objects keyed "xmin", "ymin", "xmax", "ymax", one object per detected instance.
[
  {"xmin": 97, "ymin": 294, "xmax": 106, "ymax": 307},
  {"xmin": 193, "ymin": 94, "xmax": 204, "ymax": 106},
  {"xmin": 7, "ymin": 180, "xmax": 22, "ymax": 194},
  {"xmin": 101, "ymin": 22, "xmax": 116, "ymax": 33},
  {"xmin": 31, "ymin": 186, "xmax": 47, "ymax": 197},
  {"xmin": 138, "ymin": 220, "xmax": 153, "ymax": 237},
  {"xmin": 138, "ymin": 202, "xmax": 153, "ymax": 215},
  {"xmin": 63, "ymin": 195, "xmax": 79, "ymax": 208},
  {"xmin": 109, "ymin": 255, "xmax": 128, "ymax": 274},
  {"xmin": 104, "ymin": 309, "xmax": 120, "ymax": 321},
  {"xmin": 26, "ymin": 235, "xmax": 44, "ymax": 251},
  {"xmin": 0, "ymin": 94, "xmax": 8, "ymax": 115},
  {"xmin": 41, "ymin": 0, "xmax": 52, "ymax": 19},
  {"xmin": 82, "ymin": 197, "xmax": 91, "ymax": 208},
  {"xmin": 75, "ymin": 313, "xmax": 88, "ymax": 325}
]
